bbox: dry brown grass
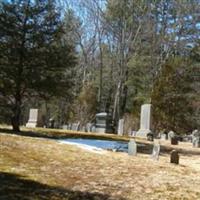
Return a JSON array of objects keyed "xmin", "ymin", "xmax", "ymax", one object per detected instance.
[{"xmin": 1, "ymin": 131, "xmax": 200, "ymax": 200}]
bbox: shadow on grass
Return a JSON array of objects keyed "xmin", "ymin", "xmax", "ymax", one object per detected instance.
[
  {"xmin": 0, "ymin": 172, "xmax": 125, "ymax": 200},
  {"xmin": 0, "ymin": 127, "xmax": 59, "ymax": 139}
]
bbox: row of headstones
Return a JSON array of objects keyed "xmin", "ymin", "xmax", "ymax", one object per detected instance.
[
  {"xmin": 25, "ymin": 109, "xmax": 96, "ymax": 131},
  {"xmin": 128, "ymin": 139, "xmax": 179, "ymax": 164},
  {"xmin": 162, "ymin": 130, "xmax": 200, "ymax": 148},
  {"xmin": 118, "ymin": 104, "xmax": 200, "ymax": 148},
  {"xmin": 62, "ymin": 122, "xmax": 96, "ymax": 132}
]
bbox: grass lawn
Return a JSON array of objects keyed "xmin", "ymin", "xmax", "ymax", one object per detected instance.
[{"xmin": 0, "ymin": 126, "xmax": 200, "ymax": 200}]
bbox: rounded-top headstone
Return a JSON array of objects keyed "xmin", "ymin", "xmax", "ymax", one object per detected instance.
[
  {"xmin": 168, "ymin": 131, "xmax": 175, "ymax": 140},
  {"xmin": 128, "ymin": 139, "xmax": 137, "ymax": 156},
  {"xmin": 170, "ymin": 150, "xmax": 179, "ymax": 164}
]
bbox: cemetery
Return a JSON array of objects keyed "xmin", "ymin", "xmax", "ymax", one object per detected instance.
[
  {"xmin": 0, "ymin": 99, "xmax": 200, "ymax": 200},
  {"xmin": 1, "ymin": 122, "xmax": 200, "ymax": 199},
  {"xmin": 0, "ymin": 102, "xmax": 200, "ymax": 200},
  {"xmin": 0, "ymin": 0, "xmax": 200, "ymax": 199}
]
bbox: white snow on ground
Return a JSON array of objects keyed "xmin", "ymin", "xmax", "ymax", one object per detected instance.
[{"xmin": 58, "ymin": 141, "xmax": 106, "ymax": 154}]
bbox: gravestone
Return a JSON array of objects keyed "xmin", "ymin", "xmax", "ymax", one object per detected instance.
[
  {"xmin": 128, "ymin": 139, "xmax": 137, "ymax": 156},
  {"xmin": 80, "ymin": 126, "xmax": 86, "ymax": 132},
  {"xmin": 91, "ymin": 126, "xmax": 96, "ymax": 132},
  {"xmin": 193, "ymin": 137, "xmax": 200, "ymax": 148},
  {"xmin": 49, "ymin": 118, "xmax": 55, "ymax": 128},
  {"xmin": 95, "ymin": 112, "xmax": 113, "ymax": 133},
  {"xmin": 68, "ymin": 123, "xmax": 72, "ymax": 130},
  {"xmin": 26, "ymin": 109, "xmax": 38, "ymax": 128},
  {"xmin": 170, "ymin": 150, "xmax": 179, "ymax": 164},
  {"xmin": 168, "ymin": 131, "xmax": 175, "ymax": 140},
  {"xmin": 131, "ymin": 130, "xmax": 137, "ymax": 137},
  {"xmin": 62, "ymin": 125, "xmax": 68, "ymax": 130},
  {"xmin": 171, "ymin": 136, "xmax": 178, "ymax": 145},
  {"xmin": 117, "ymin": 119, "xmax": 124, "ymax": 136},
  {"xmin": 160, "ymin": 133, "xmax": 167, "ymax": 140},
  {"xmin": 86, "ymin": 123, "xmax": 93, "ymax": 132},
  {"xmin": 128, "ymin": 129, "xmax": 132, "ymax": 136},
  {"xmin": 151, "ymin": 141, "xmax": 160, "ymax": 160},
  {"xmin": 71, "ymin": 122, "xmax": 80, "ymax": 131},
  {"xmin": 192, "ymin": 129, "xmax": 200, "ymax": 148},
  {"xmin": 136, "ymin": 104, "xmax": 152, "ymax": 137}
]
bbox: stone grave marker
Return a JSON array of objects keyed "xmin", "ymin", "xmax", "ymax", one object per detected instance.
[
  {"xmin": 128, "ymin": 139, "xmax": 137, "ymax": 156},
  {"xmin": 192, "ymin": 129, "xmax": 200, "ymax": 148},
  {"xmin": 193, "ymin": 137, "xmax": 200, "ymax": 148},
  {"xmin": 117, "ymin": 119, "xmax": 124, "ymax": 136},
  {"xmin": 170, "ymin": 150, "xmax": 179, "ymax": 164},
  {"xmin": 95, "ymin": 112, "xmax": 113, "ymax": 133},
  {"xmin": 171, "ymin": 136, "xmax": 178, "ymax": 145},
  {"xmin": 62, "ymin": 125, "xmax": 68, "ymax": 130},
  {"xmin": 26, "ymin": 109, "xmax": 38, "ymax": 128},
  {"xmin": 168, "ymin": 131, "xmax": 175, "ymax": 140},
  {"xmin": 151, "ymin": 140, "xmax": 160, "ymax": 160},
  {"xmin": 136, "ymin": 104, "xmax": 152, "ymax": 137},
  {"xmin": 160, "ymin": 133, "xmax": 167, "ymax": 140},
  {"xmin": 80, "ymin": 126, "xmax": 86, "ymax": 132},
  {"xmin": 128, "ymin": 129, "xmax": 132, "ymax": 136},
  {"xmin": 71, "ymin": 122, "xmax": 80, "ymax": 131},
  {"xmin": 86, "ymin": 123, "xmax": 92, "ymax": 132},
  {"xmin": 91, "ymin": 126, "xmax": 96, "ymax": 132}
]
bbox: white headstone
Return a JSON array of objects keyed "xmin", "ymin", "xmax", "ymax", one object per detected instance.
[
  {"xmin": 168, "ymin": 131, "xmax": 175, "ymax": 140},
  {"xmin": 192, "ymin": 129, "xmax": 200, "ymax": 148},
  {"xmin": 62, "ymin": 125, "xmax": 68, "ymax": 130},
  {"xmin": 86, "ymin": 123, "xmax": 92, "ymax": 132},
  {"xmin": 128, "ymin": 139, "xmax": 137, "ymax": 156},
  {"xmin": 26, "ymin": 109, "xmax": 38, "ymax": 128},
  {"xmin": 160, "ymin": 133, "xmax": 167, "ymax": 140},
  {"xmin": 151, "ymin": 140, "xmax": 160, "ymax": 160},
  {"xmin": 136, "ymin": 104, "xmax": 152, "ymax": 137},
  {"xmin": 117, "ymin": 119, "xmax": 124, "ymax": 136},
  {"xmin": 71, "ymin": 122, "xmax": 80, "ymax": 131}
]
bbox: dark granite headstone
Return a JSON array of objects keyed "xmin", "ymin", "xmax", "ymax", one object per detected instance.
[
  {"xmin": 171, "ymin": 136, "xmax": 178, "ymax": 145},
  {"xmin": 170, "ymin": 150, "xmax": 179, "ymax": 164}
]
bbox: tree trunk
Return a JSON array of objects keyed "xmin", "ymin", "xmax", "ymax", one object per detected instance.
[
  {"xmin": 98, "ymin": 39, "xmax": 103, "ymax": 111},
  {"xmin": 11, "ymin": 97, "xmax": 21, "ymax": 132},
  {"xmin": 113, "ymin": 81, "xmax": 121, "ymax": 122},
  {"xmin": 11, "ymin": 115, "xmax": 20, "ymax": 132},
  {"xmin": 45, "ymin": 101, "xmax": 50, "ymax": 128}
]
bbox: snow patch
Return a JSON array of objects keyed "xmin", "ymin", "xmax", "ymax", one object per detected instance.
[{"xmin": 59, "ymin": 140, "xmax": 106, "ymax": 154}]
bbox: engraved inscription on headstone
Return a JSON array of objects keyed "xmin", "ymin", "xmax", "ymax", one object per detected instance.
[
  {"xmin": 26, "ymin": 109, "xmax": 38, "ymax": 128},
  {"xmin": 128, "ymin": 139, "xmax": 137, "ymax": 156}
]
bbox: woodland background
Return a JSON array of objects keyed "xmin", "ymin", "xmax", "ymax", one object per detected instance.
[{"xmin": 0, "ymin": 0, "xmax": 199, "ymax": 133}]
